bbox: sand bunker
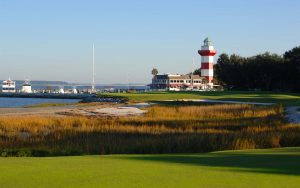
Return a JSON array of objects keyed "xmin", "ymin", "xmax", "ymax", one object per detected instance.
[
  {"xmin": 95, "ymin": 107, "xmax": 147, "ymax": 116},
  {"xmin": 60, "ymin": 106, "xmax": 147, "ymax": 117}
]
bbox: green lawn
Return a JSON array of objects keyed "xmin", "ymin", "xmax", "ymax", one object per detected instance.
[
  {"xmin": 0, "ymin": 147, "xmax": 299, "ymax": 188},
  {"xmin": 106, "ymin": 91, "xmax": 300, "ymax": 106}
]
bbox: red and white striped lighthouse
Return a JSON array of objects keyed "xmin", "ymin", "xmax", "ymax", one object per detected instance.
[{"xmin": 198, "ymin": 38, "xmax": 216, "ymax": 86}]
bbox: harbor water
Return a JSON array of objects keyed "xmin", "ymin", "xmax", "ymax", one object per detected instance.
[{"xmin": 0, "ymin": 97, "xmax": 81, "ymax": 108}]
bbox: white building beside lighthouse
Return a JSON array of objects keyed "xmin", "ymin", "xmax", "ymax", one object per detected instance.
[{"xmin": 151, "ymin": 74, "xmax": 207, "ymax": 90}]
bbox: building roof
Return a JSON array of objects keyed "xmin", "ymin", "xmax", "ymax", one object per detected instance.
[
  {"xmin": 169, "ymin": 74, "xmax": 203, "ymax": 79},
  {"xmin": 155, "ymin": 74, "xmax": 204, "ymax": 80}
]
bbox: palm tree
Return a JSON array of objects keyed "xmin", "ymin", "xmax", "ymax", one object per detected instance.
[{"xmin": 151, "ymin": 68, "xmax": 158, "ymax": 77}]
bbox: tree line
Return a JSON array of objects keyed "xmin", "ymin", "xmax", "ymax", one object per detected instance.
[{"xmin": 199, "ymin": 46, "xmax": 300, "ymax": 92}]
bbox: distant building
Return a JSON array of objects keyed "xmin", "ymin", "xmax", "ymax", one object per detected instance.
[
  {"xmin": 151, "ymin": 74, "xmax": 208, "ymax": 91},
  {"xmin": 2, "ymin": 78, "xmax": 16, "ymax": 93},
  {"xmin": 72, "ymin": 87, "xmax": 78, "ymax": 94},
  {"xmin": 21, "ymin": 80, "xmax": 32, "ymax": 93},
  {"xmin": 151, "ymin": 38, "xmax": 217, "ymax": 91},
  {"xmin": 58, "ymin": 87, "xmax": 65, "ymax": 94}
]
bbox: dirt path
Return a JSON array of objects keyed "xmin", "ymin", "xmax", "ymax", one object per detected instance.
[{"xmin": 285, "ymin": 106, "xmax": 300, "ymax": 123}]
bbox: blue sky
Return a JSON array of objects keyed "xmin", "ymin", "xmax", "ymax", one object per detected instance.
[{"xmin": 1, "ymin": 0, "xmax": 299, "ymax": 84}]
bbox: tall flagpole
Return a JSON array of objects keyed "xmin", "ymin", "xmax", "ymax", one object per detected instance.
[
  {"xmin": 92, "ymin": 43, "xmax": 95, "ymax": 92},
  {"xmin": 192, "ymin": 57, "xmax": 195, "ymax": 72},
  {"xmin": 191, "ymin": 57, "xmax": 195, "ymax": 88}
]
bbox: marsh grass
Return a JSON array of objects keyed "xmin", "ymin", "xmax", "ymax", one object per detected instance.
[{"xmin": 0, "ymin": 104, "xmax": 299, "ymax": 156}]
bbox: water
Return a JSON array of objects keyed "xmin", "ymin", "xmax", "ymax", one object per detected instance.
[
  {"xmin": 33, "ymin": 85, "xmax": 148, "ymax": 91},
  {"xmin": 1, "ymin": 81, "xmax": 148, "ymax": 91},
  {"xmin": 0, "ymin": 97, "xmax": 81, "ymax": 108}
]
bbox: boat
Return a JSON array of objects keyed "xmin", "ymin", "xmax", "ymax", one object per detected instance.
[
  {"xmin": 21, "ymin": 79, "xmax": 32, "ymax": 93},
  {"xmin": 58, "ymin": 87, "xmax": 65, "ymax": 94},
  {"xmin": 72, "ymin": 86, "xmax": 78, "ymax": 94},
  {"xmin": 2, "ymin": 78, "xmax": 16, "ymax": 93}
]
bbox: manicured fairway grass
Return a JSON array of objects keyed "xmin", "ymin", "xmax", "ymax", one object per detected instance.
[
  {"xmin": 106, "ymin": 91, "xmax": 300, "ymax": 106},
  {"xmin": 0, "ymin": 147, "xmax": 299, "ymax": 188}
]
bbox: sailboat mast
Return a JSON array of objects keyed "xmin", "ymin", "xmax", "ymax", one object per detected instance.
[
  {"xmin": 92, "ymin": 43, "xmax": 95, "ymax": 91},
  {"xmin": 191, "ymin": 57, "xmax": 195, "ymax": 87}
]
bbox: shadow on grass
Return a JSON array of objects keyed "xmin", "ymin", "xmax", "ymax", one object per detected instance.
[
  {"xmin": 123, "ymin": 148, "xmax": 300, "ymax": 176},
  {"xmin": 175, "ymin": 91, "xmax": 300, "ymax": 97}
]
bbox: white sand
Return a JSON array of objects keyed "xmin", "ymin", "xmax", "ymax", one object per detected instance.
[{"xmin": 95, "ymin": 107, "xmax": 147, "ymax": 116}]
